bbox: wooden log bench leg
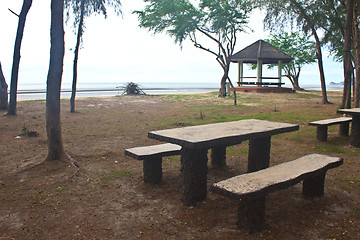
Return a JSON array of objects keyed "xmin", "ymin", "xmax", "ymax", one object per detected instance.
[
  {"xmin": 248, "ymin": 136, "xmax": 271, "ymax": 173},
  {"xmin": 180, "ymin": 148, "xmax": 208, "ymax": 206},
  {"xmin": 302, "ymin": 171, "xmax": 326, "ymax": 198},
  {"xmin": 351, "ymin": 116, "xmax": 360, "ymax": 147},
  {"xmin": 143, "ymin": 157, "xmax": 162, "ymax": 184},
  {"xmin": 316, "ymin": 125, "xmax": 328, "ymax": 142},
  {"xmin": 237, "ymin": 195, "xmax": 266, "ymax": 233},
  {"xmin": 211, "ymin": 146, "xmax": 226, "ymax": 168},
  {"xmin": 339, "ymin": 122, "xmax": 350, "ymax": 136}
]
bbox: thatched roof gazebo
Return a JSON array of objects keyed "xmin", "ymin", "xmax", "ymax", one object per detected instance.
[{"xmin": 231, "ymin": 40, "xmax": 293, "ymax": 92}]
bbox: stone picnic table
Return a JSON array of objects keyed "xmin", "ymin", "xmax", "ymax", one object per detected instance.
[
  {"xmin": 148, "ymin": 119, "xmax": 299, "ymax": 206},
  {"xmin": 337, "ymin": 108, "xmax": 360, "ymax": 147}
]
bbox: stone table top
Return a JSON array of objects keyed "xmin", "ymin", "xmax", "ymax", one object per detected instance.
[
  {"xmin": 148, "ymin": 119, "xmax": 299, "ymax": 149},
  {"xmin": 337, "ymin": 108, "xmax": 360, "ymax": 116}
]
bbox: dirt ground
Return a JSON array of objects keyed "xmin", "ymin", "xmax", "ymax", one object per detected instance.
[{"xmin": 0, "ymin": 91, "xmax": 359, "ymax": 240}]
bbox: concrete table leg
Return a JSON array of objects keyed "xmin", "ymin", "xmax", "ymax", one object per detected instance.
[
  {"xmin": 143, "ymin": 157, "xmax": 162, "ymax": 184},
  {"xmin": 248, "ymin": 136, "xmax": 271, "ymax": 173},
  {"xmin": 339, "ymin": 122, "xmax": 350, "ymax": 136},
  {"xmin": 350, "ymin": 116, "xmax": 360, "ymax": 147},
  {"xmin": 211, "ymin": 146, "xmax": 226, "ymax": 168},
  {"xmin": 303, "ymin": 172, "xmax": 326, "ymax": 198},
  {"xmin": 180, "ymin": 148, "xmax": 208, "ymax": 206},
  {"xmin": 237, "ymin": 195, "xmax": 266, "ymax": 233},
  {"xmin": 316, "ymin": 126, "xmax": 328, "ymax": 142}
]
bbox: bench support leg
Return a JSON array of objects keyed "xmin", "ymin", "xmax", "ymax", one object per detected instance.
[
  {"xmin": 316, "ymin": 126, "xmax": 328, "ymax": 142},
  {"xmin": 350, "ymin": 116, "xmax": 360, "ymax": 147},
  {"xmin": 302, "ymin": 172, "xmax": 326, "ymax": 198},
  {"xmin": 339, "ymin": 122, "xmax": 350, "ymax": 136},
  {"xmin": 248, "ymin": 136, "xmax": 271, "ymax": 173},
  {"xmin": 237, "ymin": 195, "xmax": 266, "ymax": 233},
  {"xmin": 143, "ymin": 157, "xmax": 162, "ymax": 184},
  {"xmin": 180, "ymin": 148, "xmax": 208, "ymax": 206},
  {"xmin": 211, "ymin": 146, "xmax": 226, "ymax": 168}
]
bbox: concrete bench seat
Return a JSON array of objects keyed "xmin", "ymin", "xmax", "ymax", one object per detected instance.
[
  {"xmin": 125, "ymin": 143, "xmax": 181, "ymax": 184},
  {"xmin": 210, "ymin": 154, "xmax": 343, "ymax": 233},
  {"xmin": 309, "ymin": 117, "xmax": 352, "ymax": 141}
]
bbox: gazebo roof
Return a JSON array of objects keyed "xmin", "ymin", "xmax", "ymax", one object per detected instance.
[{"xmin": 231, "ymin": 40, "xmax": 293, "ymax": 64}]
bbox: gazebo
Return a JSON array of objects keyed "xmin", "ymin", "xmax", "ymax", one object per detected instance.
[{"xmin": 231, "ymin": 40, "xmax": 294, "ymax": 93}]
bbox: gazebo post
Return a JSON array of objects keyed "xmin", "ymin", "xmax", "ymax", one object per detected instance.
[
  {"xmin": 278, "ymin": 60, "xmax": 282, "ymax": 87},
  {"xmin": 257, "ymin": 60, "xmax": 263, "ymax": 86},
  {"xmin": 238, "ymin": 61, "xmax": 243, "ymax": 86}
]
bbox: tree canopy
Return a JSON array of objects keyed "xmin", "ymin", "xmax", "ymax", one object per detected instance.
[
  {"xmin": 135, "ymin": 0, "xmax": 254, "ymax": 97},
  {"xmin": 266, "ymin": 32, "xmax": 316, "ymax": 90}
]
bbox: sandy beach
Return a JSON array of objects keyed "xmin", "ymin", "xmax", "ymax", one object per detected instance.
[{"xmin": 1, "ymin": 91, "xmax": 359, "ymax": 239}]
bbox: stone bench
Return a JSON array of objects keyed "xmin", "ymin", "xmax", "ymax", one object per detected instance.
[
  {"xmin": 210, "ymin": 154, "xmax": 343, "ymax": 233},
  {"xmin": 125, "ymin": 143, "xmax": 182, "ymax": 184},
  {"xmin": 309, "ymin": 117, "xmax": 352, "ymax": 141}
]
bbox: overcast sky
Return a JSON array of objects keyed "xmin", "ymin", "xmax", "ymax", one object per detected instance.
[{"xmin": 0, "ymin": 0, "xmax": 343, "ymax": 90}]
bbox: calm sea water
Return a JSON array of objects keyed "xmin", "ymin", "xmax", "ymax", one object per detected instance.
[{"xmin": 14, "ymin": 81, "xmax": 343, "ymax": 100}]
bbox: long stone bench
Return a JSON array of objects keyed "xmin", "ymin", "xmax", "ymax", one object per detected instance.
[
  {"xmin": 125, "ymin": 143, "xmax": 182, "ymax": 184},
  {"xmin": 210, "ymin": 154, "xmax": 343, "ymax": 233},
  {"xmin": 309, "ymin": 117, "xmax": 352, "ymax": 141}
]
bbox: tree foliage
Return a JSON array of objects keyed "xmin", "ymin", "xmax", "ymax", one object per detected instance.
[
  {"xmin": 266, "ymin": 32, "xmax": 316, "ymax": 90},
  {"xmin": 134, "ymin": 0, "xmax": 253, "ymax": 97},
  {"xmin": 255, "ymin": 0, "xmax": 330, "ymax": 103}
]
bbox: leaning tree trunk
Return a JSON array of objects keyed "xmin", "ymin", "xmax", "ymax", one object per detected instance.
[
  {"xmin": 46, "ymin": 0, "xmax": 65, "ymax": 161},
  {"xmin": 7, "ymin": 0, "xmax": 32, "ymax": 115},
  {"xmin": 353, "ymin": 0, "xmax": 360, "ymax": 108},
  {"xmin": 291, "ymin": 0, "xmax": 329, "ymax": 103},
  {"xmin": 218, "ymin": 61, "xmax": 231, "ymax": 97},
  {"xmin": 313, "ymin": 30, "xmax": 330, "ymax": 104},
  {"xmin": 70, "ymin": 0, "xmax": 85, "ymax": 113},
  {"xmin": 0, "ymin": 62, "xmax": 8, "ymax": 110},
  {"xmin": 343, "ymin": 0, "xmax": 354, "ymax": 109}
]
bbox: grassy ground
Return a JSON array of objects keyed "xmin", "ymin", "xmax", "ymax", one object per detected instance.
[{"xmin": 0, "ymin": 90, "xmax": 359, "ymax": 239}]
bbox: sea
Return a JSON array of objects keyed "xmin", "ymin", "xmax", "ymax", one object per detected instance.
[{"xmin": 13, "ymin": 81, "xmax": 344, "ymax": 100}]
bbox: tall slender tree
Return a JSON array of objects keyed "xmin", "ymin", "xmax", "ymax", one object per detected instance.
[
  {"xmin": 342, "ymin": 0, "xmax": 354, "ymax": 109},
  {"xmin": 65, "ymin": 0, "xmax": 122, "ymax": 113},
  {"xmin": 7, "ymin": 0, "xmax": 32, "ymax": 115},
  {"xmin": 352, "ymin": 0, "xmax": 360, "ymax": 107},
  {"xmin": 256, "ymin": 0, "xmax": 330, "ymax": 103},
  {"xmin": 46, "ymin": 0, "xmax": 65, "ymax": 161},
  {"xmin": 0, "ymin": 62, "xmax": 8, "ymax": 110}
]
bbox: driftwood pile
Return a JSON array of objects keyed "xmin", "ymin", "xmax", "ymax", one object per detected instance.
[{"xmin": 119, "ymin": 82, "xmax": 146, "ymax": 95}]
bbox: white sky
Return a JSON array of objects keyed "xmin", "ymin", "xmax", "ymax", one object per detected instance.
[{"xmin": 0, "ymin": 0, "xmax": 343, "ymax": 90}]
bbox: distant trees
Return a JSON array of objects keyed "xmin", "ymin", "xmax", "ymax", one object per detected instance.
[
  {"xmin": 0, "ymin": 62, "xmax": 8, "ymax": 110},
  {"xmin": 7, "ymin": 0, "xmax": 33, "ymax": 115},
  {"xmin": 265, "ymin": 32, "xmax": 316, "ymax": 91},
  {"xmin": 65, "ymin": 0, "xmax": 122, "ymax": 113},
  {"xmin": 135, "ymin": 0, "xmax": 253, "ymax": 97},
  {"xmin": 45, "ymin": 0, "xmax": 65, "ymax": 161}
]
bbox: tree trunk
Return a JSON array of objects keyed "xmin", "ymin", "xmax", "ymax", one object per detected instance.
[
  {"xmin": 353, "ymin": 0, "xmax": 360, "ymax": 107},
  {"xmin": 343, "ymin": 0, "xmax": 354, "ymax": 109},
  {"xmin": 312, "ymin": 29, "xmax": 330, "ymax": 104},
  {"xmin": 0, "ymin": 62, "xmax": 8, "ymax": 110},
  {"xmin": 7, "ymin": 0, "xmax": 32, "ymax": 115},
  {"xmin": 70, "ymin": 0, "xmax": 85, "ymax": 113},
  {"xmin": 46, "ymin": 0, "xmax": 65, "ymax": 161},
  {"xmin": 218, "ymin": 61, "xmax": 230, "ymax": 97},
  {"xmin": 227, "ymin": 77, "xmax": 237, "ymax": 105},
  {"xmin": 290, "ymin": 0, "xmax": 329, "ymax": 103}
]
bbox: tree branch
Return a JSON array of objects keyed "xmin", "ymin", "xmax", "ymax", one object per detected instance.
[{"xmin": 8, "ymin": 8, "xmax": 19, "ymax": 17}]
